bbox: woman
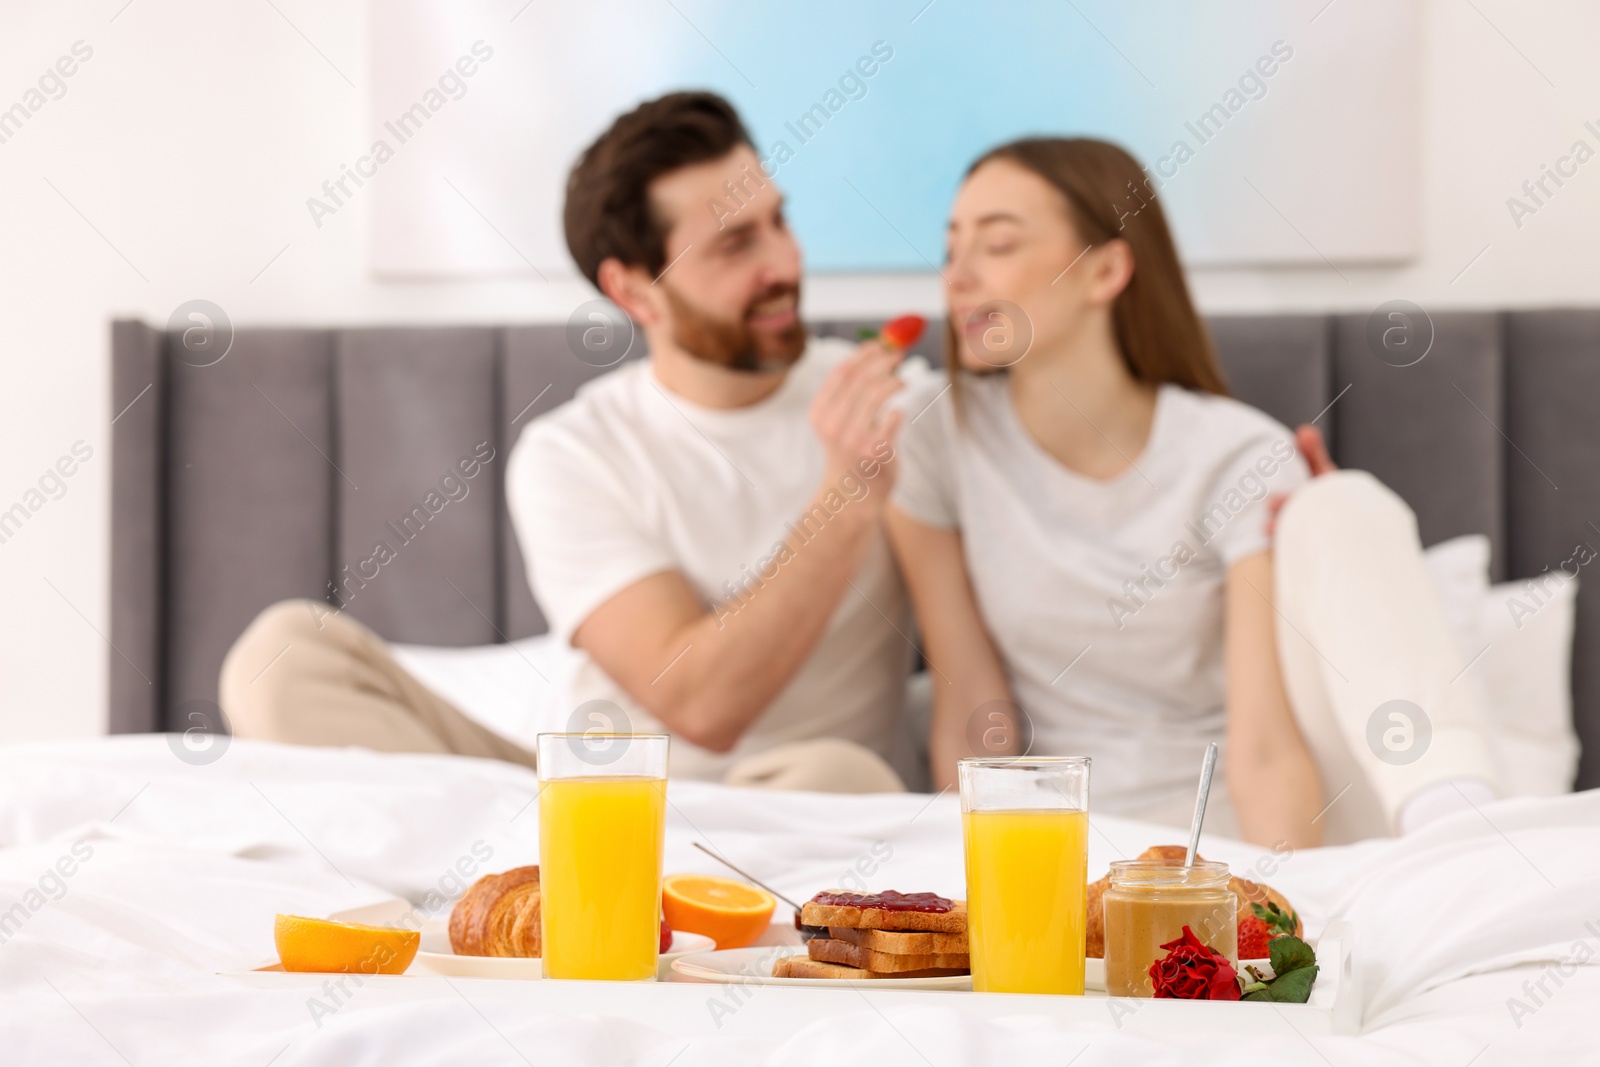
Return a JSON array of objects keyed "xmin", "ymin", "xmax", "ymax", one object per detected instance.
[{"xmin": 888, "ymin": 138, "xmax": 1498, "ymax": 846}]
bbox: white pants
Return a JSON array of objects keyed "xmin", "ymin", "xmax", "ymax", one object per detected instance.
[{"xmin": 1271, "ymin": 470, "xmax": 1499, "ymax": 843}]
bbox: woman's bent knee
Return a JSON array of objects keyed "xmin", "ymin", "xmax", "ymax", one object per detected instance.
[{"xmin": 1277, "ymin": 469, "xmax": 1416, "ymax": 551}]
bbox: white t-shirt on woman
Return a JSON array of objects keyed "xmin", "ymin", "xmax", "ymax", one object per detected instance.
[{"xmin": 893, "ymin": 372, "xmax": 1308, "ymax": 825}]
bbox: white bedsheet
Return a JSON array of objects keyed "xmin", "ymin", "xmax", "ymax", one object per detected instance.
[{"xmin": 0, "ymin": 735, "xmax": 1595, "ymax": 1065}]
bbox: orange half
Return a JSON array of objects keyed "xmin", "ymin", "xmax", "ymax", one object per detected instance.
[
  {"xmin": 274, "ymin": 914, "xmax": 420, "ymax": 975},
  {"xmin": 661, "ymin": 874, "xmax": 776, "ymax": 949}
]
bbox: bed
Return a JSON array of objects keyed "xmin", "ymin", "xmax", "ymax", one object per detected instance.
[
  {"xmin": 0, "ymin": 735, "xmax": 1595, "ymax": 1063},
  {"xmin": 12, "ymin": 309, "xmax": 1586, "ymax": 1061}
]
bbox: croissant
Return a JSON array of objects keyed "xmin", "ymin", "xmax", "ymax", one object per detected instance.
[{"xmin": 449, "ymin": 866, "xmax": 542, "ymax": 957}]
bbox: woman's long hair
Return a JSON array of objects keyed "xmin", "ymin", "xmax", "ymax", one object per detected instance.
[{"xmin": 956, "ymin": 138, "xmax": 1229, "ymax": 396}]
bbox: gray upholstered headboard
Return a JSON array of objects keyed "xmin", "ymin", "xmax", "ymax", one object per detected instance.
[{"xmin": 109, "ymin": 311, "xmax": 1600, "ymax": 789}]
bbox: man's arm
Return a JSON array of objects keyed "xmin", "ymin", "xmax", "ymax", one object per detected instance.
[
  {"xmin": 884, "ymin": 506, "xmax": 1016, "ymax": 791},
  {"xmin": 572, "ymin": 343, "xmax": 905, "ymax": 753}
]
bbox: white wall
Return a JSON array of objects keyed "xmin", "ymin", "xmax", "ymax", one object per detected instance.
[{"xmin": 1, "ymin": 0, "xmax": 1597, "ymax": 742}]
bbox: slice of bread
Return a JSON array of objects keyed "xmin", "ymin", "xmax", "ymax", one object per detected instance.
[
  {"xmin": 800, "ymin": 893, "xmax": 967, "ymax": 933},
  {"xmin": 808, "ymin": 938, "xmax": 968, "ymax": 974},
  {"xmin": 771, "ymin": 954, "xmax": 968, "ymax": 981},
  {"xmin": 828, "ymin": 926, "xmax": 968, "ymax": 955}
]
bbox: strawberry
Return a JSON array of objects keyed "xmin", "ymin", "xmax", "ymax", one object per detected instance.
[
  {"xmin": 877, "ymin": 314, "xmax": 926, "ymax": 350},
  {"xmin": 1237, "ymin": 914, "xmax": 1272, "ymax": 959},
  {"xmin": 855, "ymin": 314, "xmax": 925, "ymax": 351},
  {"xmin": 1239, "ymin": 901, "xmax": 1299, "ymax": 959},
  {"xmin": 659, "ymin": 915, "xmax": 673, "ymax": 954}
]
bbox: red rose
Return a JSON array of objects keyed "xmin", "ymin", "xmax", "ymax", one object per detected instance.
[{"xmin": 1149, "ymin": 925, "xmax": 1241, "ymax": 1001}]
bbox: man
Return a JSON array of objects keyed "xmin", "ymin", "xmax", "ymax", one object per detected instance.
[{"xmin": 221, "ymin": 91, "xmax": 916, "ymax": 792}]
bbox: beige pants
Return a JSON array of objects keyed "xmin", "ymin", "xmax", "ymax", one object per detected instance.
[
  {"xmin": 1272, "ymin": 470, "xmax": 1499, "ymax": 842},
  {"xmin": 219, "ymin": 601, "xmax": 905, "ymax": 794}
]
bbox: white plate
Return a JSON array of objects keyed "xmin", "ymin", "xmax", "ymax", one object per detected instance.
[
  {"xmin": 671, "ymin": 946, "xmax": 973, "ymax": 990},
  {"xmin": 1084, "ymin": 954, "xmax": 1270, "ymax": 992},
  {"xmin": 409, "ymin": 918, "xmax": 716, "ymax": 981}
]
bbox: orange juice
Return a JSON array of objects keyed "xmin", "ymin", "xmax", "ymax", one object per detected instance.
[
  {"xmin": 962, "ymin": 808, "xmax": 1088, "ymax": 994},
  {"xmin": 539, "ymin": 775, "xmax": 666, "ymax": 980}
]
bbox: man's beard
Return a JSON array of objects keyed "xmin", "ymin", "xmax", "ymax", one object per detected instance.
[{"xmin": 662, "ymin": 281, "xmax": 807, "ymax": 373}]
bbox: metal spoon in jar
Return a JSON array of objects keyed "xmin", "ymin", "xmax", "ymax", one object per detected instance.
[{"xmin": 1184, "ymin": 741, "xmax": 1220, "ymax": 867}]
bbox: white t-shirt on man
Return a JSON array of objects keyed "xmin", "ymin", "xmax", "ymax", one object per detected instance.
[
  {"xmin": 506, "ymin": 337, "xmax": 913, "ymax": 780},
  {"xmin": 893, "ymin": 372, "xmax": 1309, "ymax": 825}
]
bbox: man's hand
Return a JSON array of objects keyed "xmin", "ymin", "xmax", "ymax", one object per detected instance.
[
  {"xmin": 1268, "ymin": 424, "xmax": 1338, "ymax": 536},
  {"xmin": 809, "ymin": 341, "xmax": 905, "ymax": 492},
  {"xmin": 1295, "ymin": 423, "xmax": 1336, "ymax": 476}
]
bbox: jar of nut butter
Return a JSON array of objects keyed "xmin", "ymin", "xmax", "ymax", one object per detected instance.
[{"xmin": 1103, "ymin": 859, "xmax": 1237, "ymax": 997}]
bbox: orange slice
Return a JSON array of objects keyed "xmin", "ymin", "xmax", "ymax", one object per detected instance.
[
  {"xmin": 274, "ymin": 914, "xmax": 420, "ymax": 975},
  {"xmin": 662, "ymin": 874, "xmax": 776, "ymax": 949}
]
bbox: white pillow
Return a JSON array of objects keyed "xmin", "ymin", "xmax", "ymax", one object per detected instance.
[
  {"xmin": 1421, "ymin": 534, "xmax": 1580, "ymax": 796},
  {"xmin": 1478, "ymin": 573, "xmax": 1581, "ymax": 794},
  {"xmin": 1422, "ymin": 534, "xmax": 1491, "ymax": 646},
  {"xmin": 391, "ymin": 634, "xmax": 580, "ymax": 748}
]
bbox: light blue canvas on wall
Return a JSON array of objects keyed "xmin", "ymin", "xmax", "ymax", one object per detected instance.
[{"xmin": 369, "ymin": 0, "xmax": 1418, "ymax": 277}]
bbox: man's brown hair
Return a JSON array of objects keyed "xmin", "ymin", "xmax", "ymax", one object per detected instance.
[{"xmin": 563, "ymin": 91, "xmax": 753, "ymax": 287}]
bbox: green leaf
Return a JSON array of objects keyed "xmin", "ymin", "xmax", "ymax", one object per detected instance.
[
  {"xmin": 1264, "ymin": 965, "xmax": 1319, "ymax": 1003},
  {"xmin": 1249, "ymin": 901, "xmax": 1298, "ymax": 937},
  {"xmin": 1268, "ymin": 935, "xmax": 1317, "ymax": 976},
  {"xmin": 1238, "ymin": 936, "xmax": 1321, "ymax": 1005},
  {"xmin": 857, "ymin": 327, "xmax": 878, "ymax": 340}
]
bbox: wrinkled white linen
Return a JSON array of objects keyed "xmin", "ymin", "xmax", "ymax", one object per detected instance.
[{"xmin": 0, "ymin": 735, "xmax": 1595, "ymax": 1065}]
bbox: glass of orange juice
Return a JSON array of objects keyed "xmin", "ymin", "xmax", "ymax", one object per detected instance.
[
  {"xmin": 959, "ymin": 756, "xmax": 1090, "ymax": 994},
  {"xmin": 536, "ymin": 732, "xmax": 668, "ymax": 981}
]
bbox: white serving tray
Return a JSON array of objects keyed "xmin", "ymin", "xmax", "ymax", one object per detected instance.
[{"xmin": 224, "ymin": 899, "xmax": 1358, "ymax": 1037}]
